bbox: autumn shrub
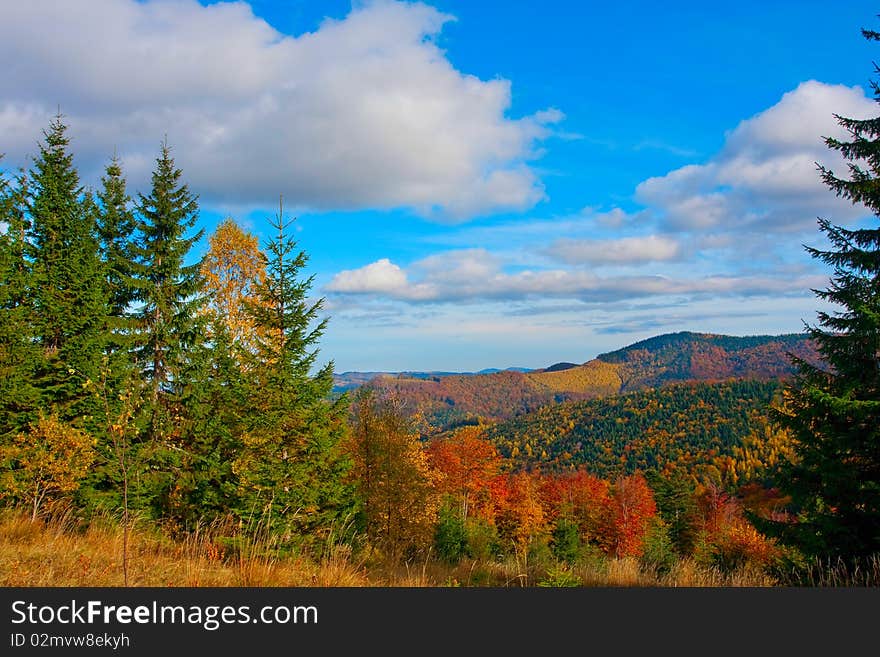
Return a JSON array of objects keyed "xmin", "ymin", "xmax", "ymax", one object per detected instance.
[
  {"xmin": 463, "ymin": 517, "xmax": 502, "ymax": 562},
  {"xmin": 711, "ymin": 517, "xmax": 778, "ymax": 571},
  {"xmin": 0, "ymin": 414, "xmax": 97, "ymax": 520},
  {"xmin": 689, "ymin": 483, "xmax": 778, "ymax": 572}
]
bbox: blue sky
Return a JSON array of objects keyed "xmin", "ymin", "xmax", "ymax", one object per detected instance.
[{"xmin": 2, "ymin": 0, "xmax": 878, "ymax": 371}]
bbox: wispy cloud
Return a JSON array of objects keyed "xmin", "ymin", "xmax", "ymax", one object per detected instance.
[
  {"xmin": 592, "ymin": 309, "xmax": 770, "ymax": 335},
  {"xmin": 326, "ymin": 249, "xmax": 825, "ymax": 304},
  {"xmin": 545, "ymin": 234, "xmax": 683, "ymax": 265},
  {"xmin": 633, "ymin": 139, "xmax": 699, "ymax": 158}
]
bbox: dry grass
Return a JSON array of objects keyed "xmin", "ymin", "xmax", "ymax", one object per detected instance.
[
  {"xmin": 781, "ymin": 555, "xmax": 880, "ymax": 587},
  {"xmin": 656, "ymin": 559, "xmax": 777, "ymax": 587},
  {"xmin": 0, "ymin": 509, "xmax": 782, "ymax": 587},
  {"xmin": 0, "ymin": 509, "xmax": 371, "ymax": 587}
]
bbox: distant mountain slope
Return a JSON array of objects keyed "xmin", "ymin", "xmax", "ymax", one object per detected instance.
[
  {"xmin": 333, "ymin": 367, "xmax": 533, "ymax": 392},
  {"xmin": 525, "ymin": 359, "xmax": 621, "ymax": 397},
  {"xmin": 358, "ymin": 370, "xmax": 554, "ymax": 427},
  {"xmin": 540, "ymin": 362, "xmax": 580, "ymax": 373},
  {"xmin": 486, "ymin": 379, "xmax": 782, "ymax": 479},
  {"xmin": 355, "ymin": 331, "xmax": 818, "ymax": 429},
  {"xmin": 595, "ymin": 331, "xmax": 819, "ymax": 391}
]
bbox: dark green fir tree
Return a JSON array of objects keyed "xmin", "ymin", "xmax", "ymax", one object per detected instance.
[
  {"xmin": 27, "ymin": 114, "xmax": 107, "ymax": 430},
  {"xmin": 774, "ymin": 27, "xmax": 880, "ymax": 560},
  {"xmin": 78, "ymin": 155, "xmax": 143, "ymax": 512},
  {"xmin": 235, "ymin": 198, "xmax": 354, "ymax": 549},
  {"xmin": 0, "ymin": 163, "xmax": 41, "ymax": 441},
  {"xmin": 131, "ymin": 141, "xmax": 205, "ymax": 514},
  {"xmin": 133, "ymin": 141, "xmax": 205, "ymax": 418}
]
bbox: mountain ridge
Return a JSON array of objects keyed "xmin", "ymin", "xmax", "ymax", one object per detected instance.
[
  {"xmin": 333, "ymin": 366, "xmax": 534, "ymax": 392},
  {"xmin": 337, "ymin": 330, "xmax": 820, "ymax": 428}
]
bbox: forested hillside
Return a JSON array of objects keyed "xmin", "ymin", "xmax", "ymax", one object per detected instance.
[
  {"xmin": 596, "ymin": 332, "xmax": 821, "ymax": 391},
  {"xmin": 364, "ymin": 332, "xmax": 817, "ymax": 429},
  {"xmin": 486, "ymin": 380, "xmax": 784, "ymax": 479}
]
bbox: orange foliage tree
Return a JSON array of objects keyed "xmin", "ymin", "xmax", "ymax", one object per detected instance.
[
  {"xmin": 541, "ymin": 469, "xmax": 611, "ymax": 549},
  {"xmin": 345, "ymin": 389, "xmax": 440, "ymax": 558},
  {"xmin": 494, "ymin": 471, "xmax": 550, "ymax": 561},
  {"xmin": 693, "ymin": 482, "xmax": 778, "ymax": 569},
  {"xmin": 605, "ymin": 473, "xmax": 658, "ymax": 558},
  {"xmin": 427, "ymin": 425, "xmax": 502, "ymax": 522}
]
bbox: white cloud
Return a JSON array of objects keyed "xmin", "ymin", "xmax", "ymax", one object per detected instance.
[
  {"xmin": 321, "ymin": 80, "xmax": 867, "ymax": 368},
  {"xmin": 326, "ymin": 82, "xmax": 872, "ymax": 313},
  {"xmin": 422, "ymin": 207, "xmax": 644, "ymax": 256},
  {"xmin": 546, "ymin": 234, "xmax": 682, "ymax": 265},
  {"xmin": 325, "ymin": 251, "xmax": 822, "ymax": 304},
  {"xmin": 0, "ymin": 0, "xmax": 558, "ymax": 219},
  {"xmin": 636, "ymin": 80, "xmax": 877, "ymax": 232},
  {"xmin": 412, "ymin": 248, "xmax": 500, "ymax": 283},
  {"xmin": 327, "ymin": 258, "xmax": 410, "ymax": 294}
]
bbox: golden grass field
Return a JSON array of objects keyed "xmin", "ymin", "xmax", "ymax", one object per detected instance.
[{"xmin": 0, "ymin": 509, "xmax": 788, "ymax": 587}]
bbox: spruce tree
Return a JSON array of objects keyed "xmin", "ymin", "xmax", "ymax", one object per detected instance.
[
  {"xmin": 171, "ymin": 220, "xmax": 267, "ymax": 524},
  {"xmin": 774, "ymin": 27, "xmax": 880, "ymax": 559},
  {"xmin": 235, "ymin": 199, "xmax": 353, "ymax": 549},
  {"xmin": 78, "ymin": 157, "xmax": 142, "ymax": 512},
  {"xmin": 0, "ymin": 163, "xmax": 40, "ymax": 440},
  {"xmin": 174, "ymin": 322, "xmax": 247, "ymax": 525},
  {"xmin": 131, "ymin": 141, "xmax": 205, "ymax": 514},
  {"xmin": 133, "ymin": 141, "xmax": 205, "ymax": 418},
  {"xmin": 27, "ymin": 114, "xmax": 107, "ymax": 428},
  {"xmin": 94, "ymin": 154, "xmax": 140, "ymax": 443}
]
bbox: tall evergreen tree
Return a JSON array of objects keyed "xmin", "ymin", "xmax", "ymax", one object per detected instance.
[
  {"xmin": 130, "ymin": 141, "xmax": 205, "ymax": 515},
  {"xmin": 774, "ymin": 26, "xmax": 880, "ymax": 559},
  {"xmin": 78, "ymin": 157, "xmax": 143, "ymax": 512},
  {"xmin": 0, "ymin": 163, "xmax": 40, "ymax": 440},
  {"xmin": 133, "ymin": 141, "xmax": 205, "ymax": 417},
  {"xmin": 27, "ymin": 114, "xmax": 107, "ymax": 428},
  {"xmin": 170, "ymin": 219, "xmax": 268, "ymax": 524},
  {"xmin": 234, "ymin": 199, "xmax": 353, "ymax": 548}
]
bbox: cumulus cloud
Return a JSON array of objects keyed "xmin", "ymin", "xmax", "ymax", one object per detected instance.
[
  {"xmin": 327, "ymin": 81, "xmax": 875, "ymax": 314},
  {"xmin": 326, "ymin": 258, "xmax": 436, "ymax": 300},
  {"xmin": 328, "ymin": 258, "xmax": 411, "ymax": 293},
  {"xmin": 636, "ymin": 81, "xmax": 877, "ymax": 232},
  {"xmin": 546, "ymin": 234, "xmax": 682, "ymax": 265},
  {"xmin": 0, "ymin": 0, "xmax": 558, "ymax": 219}
]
